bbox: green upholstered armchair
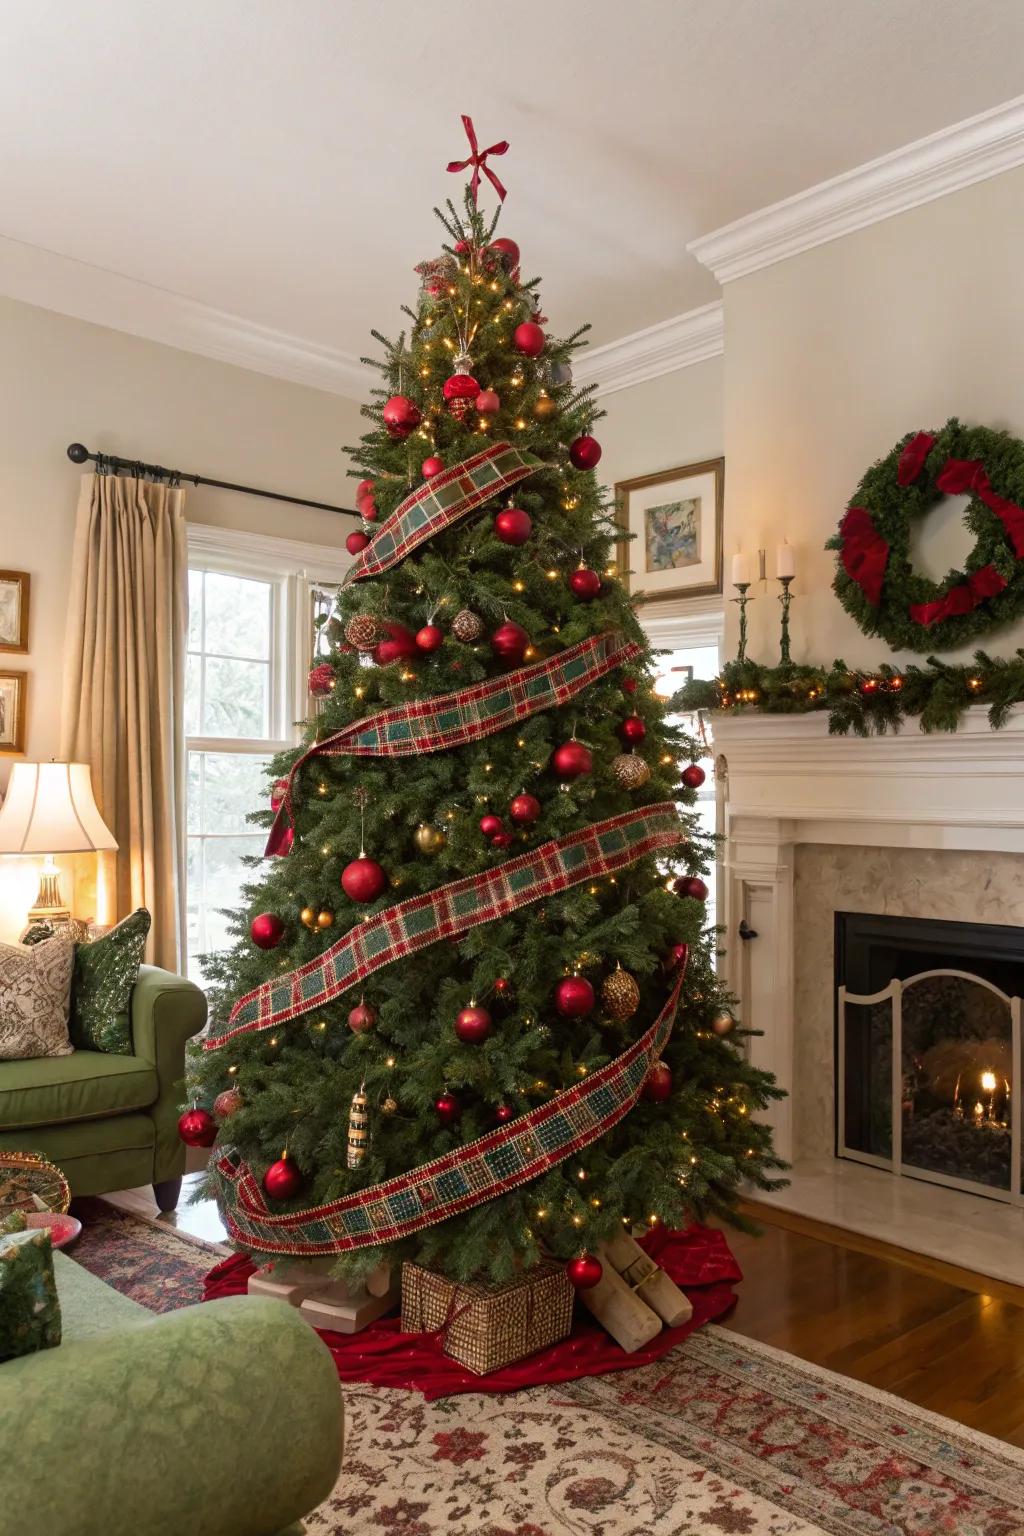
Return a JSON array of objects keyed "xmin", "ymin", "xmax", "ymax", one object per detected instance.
[{"xmin": 0, "ymin": 965, "xmax": 207, "ymax": 1210}]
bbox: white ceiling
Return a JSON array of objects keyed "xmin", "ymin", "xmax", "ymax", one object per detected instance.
[{"xmin": 2, "ymin": 0, "xmax": 1024, "ymax": 365}]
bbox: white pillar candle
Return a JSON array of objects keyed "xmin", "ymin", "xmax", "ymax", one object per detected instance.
[
  {"xmin": 776, "ymin": 543, "xmax": 796, "ymax": 580},
  {"xmin": 730, "ymin": 553, "xmax": 750, "ymax": 586}
]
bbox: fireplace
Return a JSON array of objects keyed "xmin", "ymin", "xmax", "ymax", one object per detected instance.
[{"xmin": 836, "ymin": 912, "xmax": 1022, "ymax": 1203}]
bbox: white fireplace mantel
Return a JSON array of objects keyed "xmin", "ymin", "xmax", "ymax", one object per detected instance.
[{"xmin": 712, "ymin": 706, "xmax": 1024, "ymax": 1162}]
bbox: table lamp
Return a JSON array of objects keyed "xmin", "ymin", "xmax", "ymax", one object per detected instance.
[{"xmin": 0, "ymin": 761, "xmax": 117, "ymax": 923}]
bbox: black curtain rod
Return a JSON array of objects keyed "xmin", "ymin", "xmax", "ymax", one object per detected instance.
[{"xmin": 66, "ymin": 443, "xmax": 357, "ymax": 519}]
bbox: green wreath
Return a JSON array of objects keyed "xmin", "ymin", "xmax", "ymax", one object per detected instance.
[{"xmin": 828, "ymin": 418, "xmax": 1024, "ymax": 652}]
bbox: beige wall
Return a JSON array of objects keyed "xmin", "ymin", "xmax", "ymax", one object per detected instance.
[
  {"xmin": 0, "ymin": 295, "xmax": 363, "ymax": 778},
  {"xmin": 722, "ymin": 165, "xmax": 1024, "ymax": 666}
]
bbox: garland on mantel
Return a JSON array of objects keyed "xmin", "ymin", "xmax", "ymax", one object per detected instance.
[{"xmin": 676, "ymin": 652, "xmax": 1024, "ymax": 736}]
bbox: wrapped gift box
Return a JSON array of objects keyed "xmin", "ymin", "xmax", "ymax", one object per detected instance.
[
  {"xmin": 0, "ymin": 1226, "xmax": 61, "ymax": 1361},
  {"xmin": 401, "ymin": 1258, "xmax": 573, "ymax": 1375}
]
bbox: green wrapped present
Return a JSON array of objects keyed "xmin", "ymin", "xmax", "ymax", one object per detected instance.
[{"xmin": 0, "ymin": 1227, "xmax": 61, "ymax": 1361}]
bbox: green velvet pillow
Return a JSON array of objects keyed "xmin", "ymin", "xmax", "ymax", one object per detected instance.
[{"xmin": 70, "ymin": 909, "xmax": 151, "ymax": 1055}]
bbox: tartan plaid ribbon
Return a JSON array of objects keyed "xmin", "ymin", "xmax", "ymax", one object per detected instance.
[
  {"xmin": 212, "ymin": 969, "xmax": 684, "ymax": 1254},
  {"xmin": 266, "ymin": 631, "xmax": 641, "ymax": 855},
  {"xmin": 343, "ymin": 442, "xmax": 540, "ymax": 585},
  {"xmin": 209, "ymin": 802, "xmax": 684, "ymax": 1050}
]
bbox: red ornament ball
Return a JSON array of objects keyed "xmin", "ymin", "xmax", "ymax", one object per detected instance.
[
  {"xmin": 177, "ymin": 1107, "xmax": 217, "ymax": 1148},
  {"xmin": 213, "ymin": 1087, "xmax": 243, "ymax": 1121},
  {"xmin": 493, "ymin": 506, "xmax": 532, "ymax": 546},
  {"xmin": 509, "ymin": 792, "xmax": 541, "ymax": 826},
  {"xmin": 475, "ymin": 388, "xmax": 501, "ymax": 415},
  {"xmin": 859, "ymin": 676, "xmax": 880, "ymax": 696},
  {"xmin": 356, "ymin": 478, "xmax": 374, "ymax": 500},
  {"xmin": 341, "ymin": 857, "xmax": 387, "ymax": 903},
  {"xmin": 346, "ymin": 530, "xmax": 370, "ymax": 556},
  {"xmin": 270, "ymin": 778, "xmax": 289, "ymax": 811},
  {"xmin": 621, "ymin": 677, "xmax": 638, "ymax": 695},
  {"xmin": 422, "ymin": 456, "xmax": 445, "ymax": 479},
  {"xmin": 357, "ymin": 498, "xmax": 378, "ymax": 523},
  {"xmin": 490, "ymin": 831, "xmax": 514, "ymax": 850},
  {"xmin": 455, "ymin": 1004, "xmax": 492, "ymax": 1044},
  {"xmin": 494, "ymin": 1103, "xmax": 516, "ymax": 1124},
  {"xmin": 250, "ymin": 912, "xmax": 285, "ymax": 950},
  {"xmin": 263, "ymin": 1155, "xmax": 303, "ymax": 1201},
  {"xmin": 569, "ymin": 434, "xmax": 602, "ymax": 470},
  {"xmin": 551, "ymin": 739, "xmax": 592, "ymax": 780},
  {"xmin": 435, "ymin": 1091, "xmax": 462, "ymax": 1127},
  {"xmin": 479, "ymin": 813, "xmax": 504, "ymax": 839},
  {"xmin": 681, "ymin": 764, "xmax": 706, "ymax": 790},
  {"xmin": 489, "ymin": 237, "xmax": 520, "ymax": 270},
  {"xmin": 569, "ymin": 566, "xmax": 602, "ymax": 600},
  {"xmin": 490, "ymin": 619, "xmax": 529, "ymax": 666},
  {"xmin": 620, "ymin": 715, "xmax": 646, "ymax": 745},
  {"xmin": 373, "ymin": 621, "xmax": 418, "ymax": 666},
  {"xmin": 415, "ymin": 624, "xmax": 444, "ymax": 654},
  {"xmin": 347, "ymin": 1001, "xmax": 377, "ymax": 1034},
  {"xmin": 308, "ymin": 662, "xmax": 335, "ymax": 697},
  {"xmin": 567, "ymin": 1253, "xmax": 603, "ymax": 1290},
  {"xmin": 382, "ymin": 394, "xmax": 421, "ymax": 438},
  {"xmin": 555, "ymin": 975, "xmax": 595, "ymax": 1018},
  {"xmin": 443, "ymin": 372, "xmax": 480, "ymax": 420},
  {"xmin": 493, "ymin": 977, "xmax": 512, "ymax": 996},
  {"xmin": 674, "ymin": 875, "xmax": 709, "ymax": 902},
  {"xmin": 643, "ymin": 1060, "xmax": 673, "ymax": 1102},
  {"xmin": 513, "ymin": 321, "xmax": 545, "ymax": 358},
  {"xmin": 665, "ymin": 942, "xmax": 690, "ymax": 973}
]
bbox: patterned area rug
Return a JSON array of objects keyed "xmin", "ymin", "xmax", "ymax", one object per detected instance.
[{"xmin": 68, "ymin": 1196, "xmax": 220, "ymax": 1312}]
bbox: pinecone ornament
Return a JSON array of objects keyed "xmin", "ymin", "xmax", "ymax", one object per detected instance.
[
  {"xmin": 611, "ymin": 752, "xmax": 651, "ymax": 790},
  {"xmin": 452, "ymin": 608, "xmax": 484, "ymax": 643},
  {"xmin": 601, "ymin": 965, "xmax": 641, "ymax": 1021},
  {"xmin": 345, "ymin": 614, "xmax": 382, "ymax": 652}
]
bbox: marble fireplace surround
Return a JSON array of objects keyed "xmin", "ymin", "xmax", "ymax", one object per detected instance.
[{"xmin": 712, "ymin": 707, "xmax": 1024, "ymax": 1279}]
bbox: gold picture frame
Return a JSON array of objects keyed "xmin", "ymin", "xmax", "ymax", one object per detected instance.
[
  {"xmin": 0, "ymin": 669, "xmax": 27, "ymax": 755},
  {"xmin": 0, "ymin": 571, "xmax": 30, "ymax": 653},
  {"xmin": 614, "ymin": 458, "xmax": 724, "ymax": 604}
]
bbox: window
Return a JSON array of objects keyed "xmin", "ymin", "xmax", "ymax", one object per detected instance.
[{"xmin": 184, "ymin": 526, "xmax": 349, "ymax": 984}]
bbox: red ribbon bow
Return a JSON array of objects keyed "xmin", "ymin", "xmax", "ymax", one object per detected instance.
[
  {"xmin": 909, "ymin": 563, "xmax": 1007, "ymax": 628},
  {"xmin": 897, "ymin": 431, "xmax": 936, "ymax": 486},
  {"xmin": 839, "ymin": 506, "xmax": 890, "ymax": 607},
  {"xmin": 935, "ymin": 458, "xmax": 1024, "ymax": 559},
  {"xmin": 447, "ymin": 114, "xmax": 509, "ymax": 205}
]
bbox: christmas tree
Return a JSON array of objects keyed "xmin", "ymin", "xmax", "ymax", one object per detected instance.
[{"xmin": 187, "ymin": 120, "xmax": 784, "ymax": 1290}]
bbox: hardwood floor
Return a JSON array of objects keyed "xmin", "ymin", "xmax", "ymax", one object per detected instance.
[
  {"xmin": 103, "ymin": 1177, "xmax": 1024, "ymax": 1446},
  {"xmin": 721, "ymin": 1204, "xmax": 1024, "ymax": 1448}
]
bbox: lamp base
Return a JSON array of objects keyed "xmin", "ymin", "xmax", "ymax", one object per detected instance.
[{"xmin": 27, "ymin": 859, "xmax": 71, "ymax": 924}]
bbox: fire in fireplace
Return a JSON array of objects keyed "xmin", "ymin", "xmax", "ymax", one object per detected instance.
[{"xmin": 836, "ymin": 913, "xmax": 1021, "ymax": 1203}]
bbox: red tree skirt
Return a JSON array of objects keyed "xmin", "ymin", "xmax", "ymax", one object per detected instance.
[{"xmin": 202, "ymin": 1224, "xmax": 740, "ymax": 1400}]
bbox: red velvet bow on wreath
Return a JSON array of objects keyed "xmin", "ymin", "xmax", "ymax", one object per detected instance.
[{"xmin": 447, "ymin": 114, "xmax": 509, "ymax": 205}]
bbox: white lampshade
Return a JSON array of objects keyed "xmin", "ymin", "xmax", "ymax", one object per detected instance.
[{"xmin": 0, "ymin": 762, "xmax": 118, "ymax": 854}]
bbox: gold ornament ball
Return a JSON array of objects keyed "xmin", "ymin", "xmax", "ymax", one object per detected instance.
[
  {"xmin": 533, "ymin": 393, "xmax": 558, "ymax": 421},
  {"xmin": 611, "ymin": 752, "xmax": 651, "ymax": 790},
  {"xmin": 381, "ymin": 1095, "xmax": 398, "ymax": 1117},
  {"xmin": 414, "ymin": 823, "xmax": 447, "ymax": 855},
  {"xmin": 601, "ymin": 966, "xmax": 641, "ymax": 1021},
  {"xmin": 711, "ymin": 1008, "xmax": 737, "ymax": 1038},
  {"xmin": 300, "ymin": 906, "xmax": 317, "ymax": 930},
  {"xmin": 452, "ymin": 608, "xmax": 484, "ymax": 643},
  {"xmin": 344, "ymin": 614, "xmax": 382, "ymax": 652},
  {"xmin": 316, "ymin": 909, "xmax": 335, "ymax": 930}
]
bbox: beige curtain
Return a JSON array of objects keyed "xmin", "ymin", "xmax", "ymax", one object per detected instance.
[{"xmin": 60, "ymin": 472, "xmax": 188, "ymax": 971}]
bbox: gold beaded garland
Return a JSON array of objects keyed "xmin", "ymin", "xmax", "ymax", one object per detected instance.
[
  {"xmin": 611, "ymin": 752, "xmax": 651, "ymax": 790},
  {"xmin": 601, "ymin": 964, "xmax": 641, "ymax": 1021}
]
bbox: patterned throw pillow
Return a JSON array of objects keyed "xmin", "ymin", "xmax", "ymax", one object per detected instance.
[
  {"xmin": 70, "ymin": 909, "xmax": 151, "ymax": 1055},
  {"xmin": 0, "ymin": 937, "xmax": 75, "ymax": 1059}
]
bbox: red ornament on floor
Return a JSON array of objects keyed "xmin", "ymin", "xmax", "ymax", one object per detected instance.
[
  {"xmin": 435, "ymin": 1091, "xmax": 462, "ymax": 1126},
  {"xmin": 382, "ymin": 394, "xmax": 421, "ymax": 437},
  {"xmin": 569, "ymin": 566, "xmax": 601, "ymax": 600},
  {"xmin": 680, "ymin": 764, "xmax": 706, "ymax": 790},
  {"xmin": 514, "ymin": 321, "xmax": 545, "ymax": 357},
  {"xmin": 569, "ymin": 434, "xmax": 602, "ymax": 470},
  {"xmin": 177, "ymin": 1107, "xmax": 216, "ymax": 1148},
  {"xmin": 644, "ymin": 1061, "xmax": 673, "ymax": 1102},
  {"xmin": 263, "ymin": 1154, "xmax": 303, "ymax": 1201},
  {"xmin": 490, "ymin": 619, "xmax": 529, "ymax": 666},
  {"xmin": 421, "ymin": 456, "xmax": 444, "ymax": 479},
  {"xmin": 551, "ymin": 739, "xmax": 592, "ymax": 780},
  {"xmin": 346, "ymin": 530, "xmax": 370, "ymax": 556},
  {"xmin": 509, "ymin": 792, "xmax": 541, "ymax": 826},
  {"xmin": 620, "ymin": 715, "xmax": 646, "ymax": 745},
  {"xmin": 566, "ymin": 1252, "xmax": 603, "ymax": 1290},
  {"xmin": 493, "ymin": 506, "xmax": 532, "ymax": 545},
  {"xmin": 455, "ymin": 1004, "xmax": 492, "ymax": 1044},
  {"xmin": 674, "ymin": 876, "xmax": 708, "ymax": 902},
  {"xmin": 348, "ymin": 1001, "xmax": 378, "ymax": 1034},
  {"xmin": 555, "ymin": 975, "xmax": 595, "ymax": 1018},
  {"xmin": 250, "ymin": 912, "xmax": 285, "ymax": 950},
  {"xmin": 342, "ymin": 857, "xmax": 387, "ymax": 903},
  {"xmin": 475, "ymin": 388, "xmax": 501, "ymax": 415},
  {"xmin": 415, "ymin": 624, "xmax": 444, "ymax": 653},
  {"xmin": 479, "ymin": 813, "xmax": 504, "ymax": 839}
]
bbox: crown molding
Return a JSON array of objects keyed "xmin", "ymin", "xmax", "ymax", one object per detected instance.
[
  {"xmin": 688, "ymin": 93, "xmax": 1024, "ymax": 284},
  {"xmin": 575, "ymin": 302, "xmax": 723, "ymax": 394},
  {"xmin": 0, "ymin": 234, "xmax": 372, "ymax": 398}
]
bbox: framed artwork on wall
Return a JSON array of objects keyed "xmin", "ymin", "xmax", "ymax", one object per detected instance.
[
  {"xmin": 614, "ymin": 459, "xmax": 724, "ymax": 604},
  {"xmin": 0, "ymin": 670, "xmax": 27, "ymax": 755},
  {"xmin": 0, "ymin": 571, "xmax": 30, "ymax": 653}
]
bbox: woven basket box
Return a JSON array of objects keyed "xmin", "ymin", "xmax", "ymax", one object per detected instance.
[{"xmin": 401, "ymin": 1258, "xmax": 573, "ymax": 1375}]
